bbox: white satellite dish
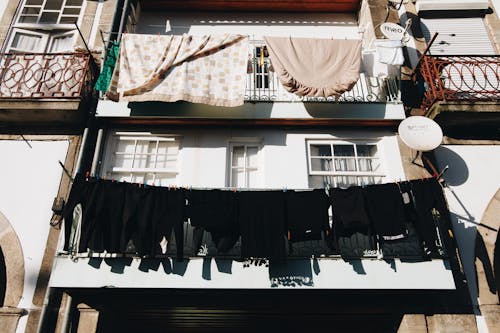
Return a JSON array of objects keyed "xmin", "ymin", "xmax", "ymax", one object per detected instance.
[
  {"xmin": 398, "ymin": 116, "xmax": 443, "ymax": 151},
  {"xmin": 380, "ymin": 22, "xmax": 405, "ymax": 40}
]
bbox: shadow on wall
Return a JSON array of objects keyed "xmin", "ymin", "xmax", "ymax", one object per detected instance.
[{"xmin": 433, "ymin": 146, "xmax": 469, "ymax": 187}]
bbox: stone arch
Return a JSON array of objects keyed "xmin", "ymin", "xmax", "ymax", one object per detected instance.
[{"xmin": 0, "ymin": 211, "xmax": 24, "ymax": 307}]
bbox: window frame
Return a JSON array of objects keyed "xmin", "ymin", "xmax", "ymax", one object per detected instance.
[
  {"xmin": 15, "ymin": 0, "xmax": 86, "ymax": 28},
  {"xmin": 4, "ymin": 0, "xmax": 85, "ymax": 53},
  {"xmin": 306, "ymin": 139, "xmax": 386, "ymax": 186},
  {"xmin": 100, "ymin": 132, "xmax": 182, "ymax": 185},
  {"xmin": 228, "ymin": 140, "xmax": 262, "ymax": 188}
]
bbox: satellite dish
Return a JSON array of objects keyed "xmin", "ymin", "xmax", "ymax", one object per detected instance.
[
  {"xmin": 398, "ymin": 116, "xmax": 443, "ymax": 151},
  {"xmin": 380, "ymin": 22, "xmax": 405, "ymax": 40}
]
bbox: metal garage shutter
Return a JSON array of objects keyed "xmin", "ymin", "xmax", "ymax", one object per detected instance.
[{"xmin": 420, "ymin": 17, "xmax": 495, "ymax": 55}]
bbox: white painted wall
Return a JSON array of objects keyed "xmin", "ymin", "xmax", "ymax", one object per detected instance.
[
  {"xmin": 0, "ymin": 1, "xmax": 7, "ymax": 22},
  {"xmin": 434, "ymin": 145, "xmax": 500, "ymax": 332},
  {"xmin": 50, "ymin": 257, "xmax": 455, "ymax": 290},
  {"xmin": 46, "ymin": 128, "xmax": 458, "ymax": 290},
  {"xmin": 0, "ymin": 139, "xmax": 69, "ymax": 333},
  {"xmin": 100, "ymin": 128, "xmax": 407, "ymax": 188}
]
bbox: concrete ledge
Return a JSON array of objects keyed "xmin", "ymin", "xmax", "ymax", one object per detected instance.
[{"xmin": 0, "ymin": 307, "xmax": 26, "ymax": 333}]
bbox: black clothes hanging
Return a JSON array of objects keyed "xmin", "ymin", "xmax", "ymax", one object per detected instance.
[
  {"xmin": 157, "ymin": 188, "xmax": 186, "ymax": 259},
  {"xmin": 76, "ymin": 179, "xmax": 103, "ymax": 253},
  {"xmin": 238, "ymin": 191, "xmax": 287, "ymax": 261},
  {"xmin": 62, "ymin": 174, "xmax": 87, "ymax": 252},
  {"xmin": 92, "ymin": 180, "xmax": 126, "ymax": 253},
  {"xmin": 409, "ymin": 178, "xmax": 449, "ymax": 256},
  {"xmin": 329, "ymin": 186, "xmax": 371, "ymax": 236},
  {"xmin": 120, "ymin": 184, "xmax": 152, "ymax": 254},
  {"xmin": 364, "ymin": 183, "xmax": 408, "ymax": 240},
  {"xmin": 188, "ymin": 190, "xmax": 239, "ymax": 253},
  {"xmin": 285, "ymin": 189, "xmax": 330, "ymax": 242}
]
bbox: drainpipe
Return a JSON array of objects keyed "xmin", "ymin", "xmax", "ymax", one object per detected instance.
[
  {"xmin": 117, "ymin": 0, "xmax": 131, "ymax": 42},
  {"xmin": 91, "ymin": 129, "xmax": 105, "ymax": 176},
  {"xmin": 73, "ymin": 128, "xmax": 89, "ymax": 177}
]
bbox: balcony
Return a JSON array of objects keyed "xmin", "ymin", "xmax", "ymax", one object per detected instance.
[
  {"xmin": 0, "ymin": 52, "xmax": 97, "ymax": 127},
  {"xmin": 245, "ymin": 57, "xmax": 400, "ymax": 104},
  {"xmin": 416, "ymin": 54, "xmax": 500, "ymax": 138},
  {"xmin": 50, "ymin": 177, "xmax": 456, "ymax": 290}
]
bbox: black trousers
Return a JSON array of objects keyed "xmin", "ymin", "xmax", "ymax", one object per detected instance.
[{"xmin": 238, "ymin": 191, "xmax": 287, "ymax": 261}]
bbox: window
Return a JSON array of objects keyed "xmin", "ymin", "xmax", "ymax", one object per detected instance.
[
  {"xmin": 229, "ymin": 143, "xmax": 261, "ymax": 188},
  {"xmin": 255, "ymin": 46, "xmax": 270, "ymax": 89},
  {"xmin": 5, "ymin": 0, "xmax": 83, "ymax": 53},
  {"xmin": 307, "ymin": 140, "xmax": 385, "ymax": 188},
  {"xmin": 102, "ymin": 133, "xmax": 180, "ymax": 186}
]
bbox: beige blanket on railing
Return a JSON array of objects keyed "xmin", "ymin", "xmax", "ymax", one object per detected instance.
[
  {"xmin": 264, "ymin": 37, "xmax": 362, "ymax": 97},
  {"xmin": 108, "ymin": 33, "xmax": 249, "ymax": 107}
]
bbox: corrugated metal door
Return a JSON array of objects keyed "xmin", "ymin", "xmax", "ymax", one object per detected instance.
[{"xmin": 420, "ymin": 17, "xmax": 496, "ymax": 55}]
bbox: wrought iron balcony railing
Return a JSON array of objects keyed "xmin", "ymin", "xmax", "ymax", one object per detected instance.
[
  {"xmin": 0, "ymin": 52, "xmax": 96, "ymax": 99},
  {"xmin": 245, "ymin": 43, "xmax": 400, "ymax": 103},
  {"xmin": 418, "ymin": 55, "xmax": 500, "ymax": 111}
]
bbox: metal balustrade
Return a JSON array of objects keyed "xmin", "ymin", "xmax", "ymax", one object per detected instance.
[
  {"xmin": 245, "ymin": 43, "xmax": 401, "ymax": 103},
  {"xmin": 418, "ymin": 55, "xmax": 500, "ymax": 111},
  {"xmin": 0, "ymin": 52, "xmax": 95, "ymax": 99}
]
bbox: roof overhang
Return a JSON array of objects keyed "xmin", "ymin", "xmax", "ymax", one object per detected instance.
[{"xmin": 140, "ymin": 0, "xmax": 361, "ymax": 12}]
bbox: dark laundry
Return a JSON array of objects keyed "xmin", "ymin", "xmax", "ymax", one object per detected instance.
[
  {"xmin": 409, "ymin": 178, "xmax": 449, "ymax": 256},
  {"xmin": 188, "ymin": 189, "xmax": 239, "ymax": 253},
  {"xmin": 63, "ymin": 174, "xmax": 97, "ymax": 252},
  {"xmin": 364, "ymin": 183, "xmax": 408, "ymax": 240},
  {"xmin": 238, "ymin": 191, "xmax": 287, "ymax": 261},
  {"xmin": 93, "ymin": 180, "xmax": 127, "ymax": 253},
  {"xmin": 285, "ymin": 189, "xmax": 330, "ymax": 242},
  {"xmin": 63, "ymin": 175, "xmax": 450, "ymax": 260},
  {"xmin": 329, "ymin": 186, "xmax": 372, "ymax": 236},
  {"xmin": 153, "ymin": 187, "xmax": 186, "ymax": 258}
]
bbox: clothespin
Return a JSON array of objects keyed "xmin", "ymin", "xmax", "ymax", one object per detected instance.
[
  {"xmin": 189, "ymin": 185, "xmax": 192, "ymax": 192},
  {"xmin": 85, "ymin": 171, "xmax": 90, "ymax": 181},
  {"xmin": 233, "ymin": 187, "xmax": 237, "ymax": 193},
  {"xmin": 283, "ymin": 187, "xmax": 287, "ymax": 193}
]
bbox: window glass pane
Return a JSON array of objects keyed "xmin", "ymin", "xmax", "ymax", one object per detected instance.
[
  {"xmin": 358, "ymin": 158, "xmax": 381, "ymax": 172},
  {"xmin": 333, "ymin": 145, "xmax": 354, "ymax": 157},
  {"xmin": 231, "ymin": 169, "xmax": 245, "ymax": 187},
  {"xmin": 22, "ymin": 7, "xmax": 40, "ymax": 15},
  {"xmin": 310, "ymin": 144, "xmax": 331, "ymax": 157},
  {"xmin": 358, "ymin": 158, "xmax": 372, "ymax": 172},
  {"xmin": 59, "ymin": 16, "xmax": 78, "ymax": 24},
  {"xmin": 62, "ymin": 7, "xmax": 81, "ymax": 15},
  {"xmin": 114, "ymin": 154, "xmax": 133, "ymax": 169},
  {"xmin": 247, "ymin": 146, "xmax": 259, "ymax": 167},
  {"xmin": 18, "ymin": 16, "xmax": 38, "ymax": 23},
  {"xmin": 40, "ymin": 12, "xmax": 59, "ymax": 23},
  {"xmin": 335, "ymin": 176, "xmax": 358, "ymax": 188},
  {"xmin": 309, "ymin": 175, "xmax": 334, "ymax": 189},
  {"xmin": 232, "ymin": 146, "xmax": 245, "ymax": 167},
  {"xmin": 49, "ymin": 34, "xmax": 74, "ymax": 52},
  {"xmin": 11, "ymin": 32, "xmax": 43, "ymax": 51},
  {"xmin": 65, "ymin": 0, "xmax": 83, "ymax": 6},
  {"xmin": 26, "ymin": 0, "xmax": 44, "ymax": 5},
  {"xmin": 44, "ymin": 0, "xmax": 64, "ymax": 10},
  {"xmin": 117, "ymin": 139, "xmax": 136, "ymax": 154},
  {"xmin": 334, "ymin": 157, "xmax": 356, "ymax": 172},
  {"xmin": 357, "ymin": 145, "xmax": 378, "ymax": 157},
  {"xmin": 311, "ymin": 158, "xmax": 333, "ymax": 172}
]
